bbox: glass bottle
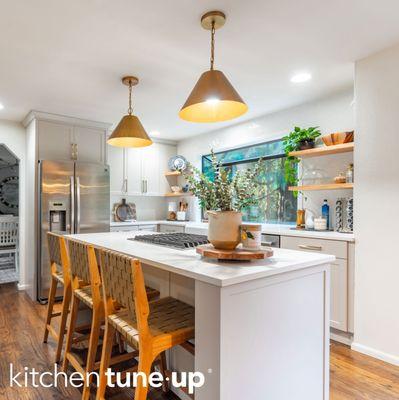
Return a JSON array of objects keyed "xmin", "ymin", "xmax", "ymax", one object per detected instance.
[{"xmin": 346, "ymin": 163, "xmax": 354, "ymax": 183}]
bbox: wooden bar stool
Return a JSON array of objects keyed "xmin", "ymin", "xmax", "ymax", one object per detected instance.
[
  {"xmin": 96, "ymin": 249, "xmax": 195, "ymax": 400},
  {"xmin": 43, "ymin": 232, "xmax": 72, "ymax": 363},
  {"xmin": 63, "ymin": 239, "xmax": 160, "ymax": 400}
]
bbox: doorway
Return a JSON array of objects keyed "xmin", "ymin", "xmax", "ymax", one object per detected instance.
[{"xmin": 0, "ymin": 144, "xmax": 19, "ymax": 284}]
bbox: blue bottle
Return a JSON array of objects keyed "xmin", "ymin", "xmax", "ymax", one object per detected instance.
[{"xmin": 322, "ymin": 199, "xmax": 330, "ymax": 230}]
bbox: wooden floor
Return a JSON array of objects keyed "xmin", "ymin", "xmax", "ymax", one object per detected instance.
[{"xmin": 1, "ymin": 283, "xmax": 399, "ymax": 400}]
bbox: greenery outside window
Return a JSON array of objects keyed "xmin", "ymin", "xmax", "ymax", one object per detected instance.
[{"xmin": 202, "ymin": 140, "xmax": 297, "ymax": 224}]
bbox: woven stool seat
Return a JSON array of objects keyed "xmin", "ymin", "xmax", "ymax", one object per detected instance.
[
  {"xmin": 108, "ymin": 297, "xmax": 194, "ymax": 346},
  {"xmin": 75, "ymin": 285, "xmax": 98, "ymax": 308}
]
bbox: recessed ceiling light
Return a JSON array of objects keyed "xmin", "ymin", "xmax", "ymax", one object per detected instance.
[
  {"xmin": 290, "ymin": 72, "xmax": 312, "ymax": 83},
  {"xmin": 0, "ymin": 103, "xmax": 4, "ymax": 110}
]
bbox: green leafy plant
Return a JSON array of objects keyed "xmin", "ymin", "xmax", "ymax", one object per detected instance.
[
  {"xmin": 183, "ymin": 150, "xmax": 262, "ymax": 212},
  {"xmin": 282, "ymin": 126, "xmax": 321, "ymax": 186}
]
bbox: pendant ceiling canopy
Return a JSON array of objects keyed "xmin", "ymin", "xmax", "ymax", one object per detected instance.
[
  {"xmin": 179, "ymin": 11, "xmax": 248, "ymax": 123},
  {"xmin": 107, "ymin": 76, "xmax": 153, "ymax": 148}
]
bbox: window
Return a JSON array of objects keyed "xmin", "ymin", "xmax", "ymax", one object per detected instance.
[{"xmin": 202, "ymin": 139, "xmax": 297, "ymax": 224}]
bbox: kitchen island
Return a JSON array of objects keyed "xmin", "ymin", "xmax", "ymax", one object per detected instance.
[{"xmin": 69, "ymin": 231, "xmax": 335, "ymax": 400}]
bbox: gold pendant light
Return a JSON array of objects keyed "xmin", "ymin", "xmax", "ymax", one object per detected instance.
[
  {"xmin": 107, "ymin": 76, "xmax": 153, "ymax": 148},
  {"xmin": 179, "ymin": 11, "xmax": 248, "ymax": 123}
]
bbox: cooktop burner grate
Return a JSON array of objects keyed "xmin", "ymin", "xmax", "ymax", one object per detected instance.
[{"xmin": 129, "ymin": 233, "xmax": 209, "ymax": 249}]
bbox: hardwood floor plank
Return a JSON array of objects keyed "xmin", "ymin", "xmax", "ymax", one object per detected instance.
[{"xmin": 1, "ymin": 283, "xmax": 399, "ymax": 399}]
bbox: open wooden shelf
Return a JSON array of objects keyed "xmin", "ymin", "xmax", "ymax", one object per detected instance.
[
  {"xmin": 288, "ymin": 183, "xmax": 354, "ymax": 191},
  {"xmin": 164, "ymin": 170, "xmax": 182, "ymax": 176},
  {"xmin": 289, "ymin": 142, "xmax": 354, "ymax": 158},
  {"xmin": 165, "ymin": 192, "xmax": 192, "ymax": 197}
]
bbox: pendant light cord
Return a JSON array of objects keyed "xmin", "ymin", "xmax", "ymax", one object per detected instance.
[
  {"xmin": 210, "ymin": 20, "xmax": 215, "ymax": 70},
  {"xmin": 127, "ymin": 81, "xmax": 133, "ymax": 115}
]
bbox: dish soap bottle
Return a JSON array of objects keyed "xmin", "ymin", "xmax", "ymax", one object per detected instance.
[{"xmin": 322, "ymin": 199, "xmax": 330, "ymax": 230}]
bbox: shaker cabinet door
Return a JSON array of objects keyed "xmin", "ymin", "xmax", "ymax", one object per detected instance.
[
  {"xmin": 37, "ymin": 120, "xmax": 74, "ymax": 161},
  {"xmin": 74, "ymin": 126, "xmax": 106, "ymax": 163},
  {"xmin": 330, "ymin": 258, "xmax": 348, "ymax": 331},
  {"xmin": 108, "ymin": 145, "xmax": 126, "ymax": 194},
  {"xmin": 126, "ymin": 147, "xmax": 143, "ymax": 195},
  {"xmin": 281, "ymin": 235, "xmax": 349, "ymax": 332},
  {"xmin": 141, "ymin": 144, "xmax": 160, "ymax": 195}
]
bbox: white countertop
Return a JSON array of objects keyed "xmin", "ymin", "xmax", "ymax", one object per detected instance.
[
  {"xmin": 68, "ymin": 231, "xmax": 335, "ymax": 287},
  {"xmin": 110, "ymin": 220, "xmax": 355, "ymax": 242}
]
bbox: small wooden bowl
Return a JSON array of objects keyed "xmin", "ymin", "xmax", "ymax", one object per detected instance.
[{"xmin": 322, "ymin": 131, "xmax": 354, "ymax": 146}]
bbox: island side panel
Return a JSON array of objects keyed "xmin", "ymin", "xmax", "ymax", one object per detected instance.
[
  {"xmin": 195, "ymin": 280, "xmax": 222, "ymax": 400},
  {"xmin": 169, "ymin": 273, "xmax": 196, "ymax": 400},
  {"xmin": 220, "ymin": 264, "xmax": 330, "ymax": 400}
]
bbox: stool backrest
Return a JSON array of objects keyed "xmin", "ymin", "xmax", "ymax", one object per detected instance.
[
  {"xmin": 67, "ymin": 239, "xmax": 102, "ymax": 308},
  {"xmin": 99, "ymin": 249, "xmax": 149, "ymax": 329},
  {"xmin": 0, "ymin": 216, "xmax": 18, "ymax": 247},
  {"xmin": 47, "ymin": 232, "xmax": 62, "ymax": 266},
  {"xmin": 68, "ymin": 239, "xmax": 91, "ymax": 284},
  {"xmin": 46, "ymin": 232, "xmax": 70, "ymax": 284}
]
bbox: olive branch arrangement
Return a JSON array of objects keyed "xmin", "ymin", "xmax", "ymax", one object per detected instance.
[{"xmin": 183, "ymin": 150, "xmax": 263, "ymax": 212}]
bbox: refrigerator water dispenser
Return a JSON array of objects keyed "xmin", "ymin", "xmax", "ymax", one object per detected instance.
[{"xmin": 49, "ymin": 201, "xmax": 66, "ymax": 232}]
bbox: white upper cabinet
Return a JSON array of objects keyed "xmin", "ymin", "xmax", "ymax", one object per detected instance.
[
  {"xmin": 73, "ymin": 126, "xmax": 106, "ymax": 163},
  {"xmin": 110, "ymin": 142, "xmax": 177, "ymax": 196},
  {"xmin": 35, "ymin": 115, "xmax": 108, "ymax": 164},
  {"xmin": 126, "ymin": 147, "xmax": 143, "ymax": 195},
  {"xmin": 108, "ymin": 145, "xmax": 126, "ymax": 194},
  {"xmin": 141, "ymin": 144, "xmax": 160, "ymax": 196},
  {"xmin": 37, "ymin": 120, "xmax": 74, "ymax": 161}
]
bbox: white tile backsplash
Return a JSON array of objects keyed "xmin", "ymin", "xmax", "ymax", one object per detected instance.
[{"xmin": 111, "ymin": 195, "xmax": 168, "ymax": 221}]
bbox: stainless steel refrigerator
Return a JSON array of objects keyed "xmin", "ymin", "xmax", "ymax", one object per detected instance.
[{"xmin": 37, "ymin": 160, "xmax": 110, "ymax": 302}]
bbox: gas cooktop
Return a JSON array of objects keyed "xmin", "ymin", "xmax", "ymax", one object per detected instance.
[{"xmin": 130, "ymin": 232, "xmax": 209, "ymax": 250}]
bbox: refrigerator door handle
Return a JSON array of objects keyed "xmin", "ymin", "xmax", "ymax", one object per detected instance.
[
  {"xmin": 76, "ymin": 176, "xmax": 81, "ymax": 233},
  {"xmin": 70, "ymin": 176, "xmax": 75, "ymax": 234}
]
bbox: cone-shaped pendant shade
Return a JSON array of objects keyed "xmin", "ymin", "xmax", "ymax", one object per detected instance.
[
  {"xmin": 107, "ymin": 115, "xmax": 152, "ymax": 148},
  {"xmin": 179, "ymin": 70, "xmax": 248, "ymax": 123}
]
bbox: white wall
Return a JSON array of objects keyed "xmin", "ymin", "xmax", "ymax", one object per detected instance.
[
  {"xmin": 352, "ymin": 43, "xmax": 399, "ymax": 365},
  {"xmin": 0, "ymin": 120, "xmax": 26, "ymax": 287},
  {"xmin": 177, "ymin": 90, "xmax": 354, "ymax": 222}
]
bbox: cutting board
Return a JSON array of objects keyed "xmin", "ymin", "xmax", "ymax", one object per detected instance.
[{"xmin": 196, "ymin": 244, "xmax": 273, "ymax": 261}]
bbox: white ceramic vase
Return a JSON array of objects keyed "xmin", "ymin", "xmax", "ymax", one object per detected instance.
[{"xmin": 207, "ymin": 210, "xmax": 242, "ymax": 250}]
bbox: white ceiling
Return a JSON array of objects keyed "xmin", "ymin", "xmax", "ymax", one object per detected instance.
[{"xmin": 1, "ymin": 0, "xmax": 399, "ymax": 140}]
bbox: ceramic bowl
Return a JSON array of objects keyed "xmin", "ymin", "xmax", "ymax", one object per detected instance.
[{"xmin": 322, "ymin": 131, "xmax": 354, "ymax": 146}]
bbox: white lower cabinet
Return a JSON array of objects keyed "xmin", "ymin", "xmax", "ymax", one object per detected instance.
[
  {"xmin": 159, "ymin": 224, "xmax": 185, "ymax": 233},
  {"xmin": 281, "ymin": 235, "xmax": 351, "ymax": 332},
  {"xmin": 110, "ymin": 225, "xmax": 138, "ymax": 232},
  {"xmin": 138, "ymin": 224, "xmax": 158, "ymax": 232},
  {"xmin": 329, "ymin": 258, "xmax": 348, "ymax": 331}
]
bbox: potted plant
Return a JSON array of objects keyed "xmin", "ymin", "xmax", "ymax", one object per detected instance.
[
  {"xmin": 183, "ymin": 151, "xmax": 262, "ymax": 250},
  {"xmin": 282, "ymin": 126, "xmax": 321, "ymax": 186}
]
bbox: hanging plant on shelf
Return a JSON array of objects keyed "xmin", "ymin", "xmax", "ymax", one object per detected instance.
[{"xmin": 282, "ymin": 126, "xmax": 321, "ymax": 186}]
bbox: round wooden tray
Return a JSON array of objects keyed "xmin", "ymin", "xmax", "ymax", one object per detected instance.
[{"xmin": 196, "ymin": 244, "xmax": 273, "ymax": 261}]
